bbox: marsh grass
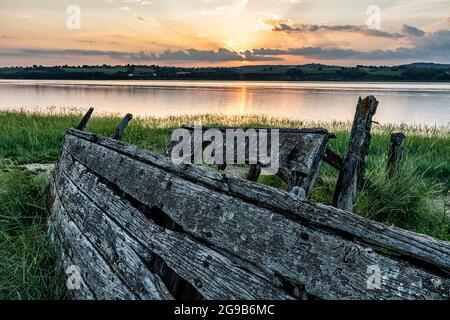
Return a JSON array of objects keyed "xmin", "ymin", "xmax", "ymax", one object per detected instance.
[
  {"xmin": 1, "ymin": 110, "xmax": 448, "ymax": 182},
  {"xmin": 0, "ymin": 159, "xmax": 64, "ymax": 299},
  {"xmin": 355, "ymin": 162, "xmax": 448, "ymax": 240},
  {"xmin": 0, "ymin": 109, "xmax": 448, "ymax": 299}
]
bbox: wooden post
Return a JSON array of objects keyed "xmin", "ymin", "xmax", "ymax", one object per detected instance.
[
  {"xmin": 247, "ymin": 164, "xmax": 262, "ymax": 182},
  {"xmin": 387, "ymin": 133, "xmax": 406, "ymax": 177},
  {"xmin": 111, "ymin": 113, "xmax": 133, "ymax": 140},
  {"xmin": 333, "ymin": 96, "xmax": 379, "ymax": 211},
  {"xmin": 76, "ymin": 107, "xmax": 94, "ymax": 131}
]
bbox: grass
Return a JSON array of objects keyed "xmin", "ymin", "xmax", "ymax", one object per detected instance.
[
  {"xmin": 0, "ymin": 159, "xmax": 63, "ymax": 299},
  {"xmin": 0, "ymin": 109, "xmax": 448, "ymax": 299}
]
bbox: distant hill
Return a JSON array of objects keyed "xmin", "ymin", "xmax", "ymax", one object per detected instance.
[
  {"xmin": 1, "ymin": 63, "xmax": 449, "ymax": 81},
  {"xmin": 405, "ymin": 63, "xmax": 450, "ymax": 69}
]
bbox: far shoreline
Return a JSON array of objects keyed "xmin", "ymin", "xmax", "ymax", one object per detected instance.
[
  {"xmin": 2, "ymin": 78, "xmax": 450, "ymax": 83},
  {"xmin": 1, "ymin": 62, "xmax": 450, "ymax": 82}
]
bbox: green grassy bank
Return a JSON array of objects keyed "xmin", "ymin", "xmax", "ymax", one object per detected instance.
[{"xmin": 0, "ymin": 110, "xmax": 448, "ymax": 299}]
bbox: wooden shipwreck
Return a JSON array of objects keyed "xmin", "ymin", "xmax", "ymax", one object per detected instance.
[
  {"xmin": 165, "ymin": 125, "xmax": 333, "ymax": 198},
  {"xmin": 49, "ymin": 125, "xmax": 450, "ymax": 300}
]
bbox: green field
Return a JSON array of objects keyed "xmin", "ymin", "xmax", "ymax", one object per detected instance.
[
  {"xmin": 0, "ymin": 110, "xmax": 448, "ymax": 299},
  {"xmin": 2, "ymin": 63, "xmax": 450, "ymax": 81}
]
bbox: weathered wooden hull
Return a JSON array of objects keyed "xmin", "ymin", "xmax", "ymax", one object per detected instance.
[
  {"xmin": 49, "ymin": 129, "xmax": 450, "ymax": 300},
  {"xmin": 165, "ymin": 125, "xmax": 332, "ymax": 197}
]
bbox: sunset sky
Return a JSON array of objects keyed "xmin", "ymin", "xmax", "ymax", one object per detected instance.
[{"xmin": 0, "ymin": 0, "xmax": 449, "ymax": 66}]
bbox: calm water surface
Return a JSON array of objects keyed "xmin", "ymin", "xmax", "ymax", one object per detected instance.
[{"xmin": 0, "ymin": 80, "xmax": 449, "ymax": 125}]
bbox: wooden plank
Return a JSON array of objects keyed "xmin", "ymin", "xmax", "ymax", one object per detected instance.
[
  {"xmin": 76, "ymin": 107, "xmax": 94, "ymax": 131},
  {"xmin": 333, "ymin": 96, "xmax": 379, "ymax": 211},
  {"xmin": 55, "ymin": 151, "xmax": 293, "ymax": 300},
  {"xmin": 67, "ymin": 129, "xmax": 450, "ymax": 272},
  {"xmin": 53, "ymin": 174, "xmax": 174, "ymax": 300},
  {"xmin": 181, "ymin": 125, "xmax": 332, "ymax": 135},
  {"xmin": 111, "ymin": 113, "xmax": 133, "ymax": 140},
  {"xmin": 166, "ymin": 125, "xmax": 330, "ymax": 197},
  {"xmin": 60, "ymin": 251, "xmax": 96, "ymax": 300},
  {"xmin": 50, "ymin": 165, "xmax": 171, "ymax": 300},
  {"xmin": 177, "ymin": 126, "xmax": 330, "ymax": 177},
  {"xmin": 324, "ymin": 147, "xmax": 344, "ymax": 171},
  {"xmin": 59, "ymin": 131, "xmax": 449, "ymax": 300},
  {"xmin": 49, "ymin": 196, "xmax": 138, "ymax": 300},
  {"xmin": 279, "ymin": 132, "xmax": 329, "ymax": 195},
  {"xmin": 48, "ymin": 216, "xmax": 96, "ymax": 300},
  {"xmin": 387, "ymin": 133, "xmax": 406, "ymax": 177}
]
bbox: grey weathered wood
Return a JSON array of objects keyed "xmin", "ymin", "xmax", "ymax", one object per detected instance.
[
  {"xmin": 165, "ymin": 125, "xmax": 330, "ymax": 198},
  {"xmin": 111, "ymin": 113, "xmax": 133, "ymax": 140},
  {"xmin": 291, "ymin": 187, "xmax": 307, "ymax": 199},
  {"xmin": 53, "ymin": 178, "xmax": 174, "ymax": 300},
  {"xmin": 51, "ymin": 129, "xmax": 450, "ymax": 300},
  {"xmin": 182, "ymin": 125, "xmax": 332, "ymax": 135},
  {"xmin": 247, "ymin": 164, "xmax": 262, "ymax": 182},
  {"xmin": 53, "ymin": 150, "xmax": 293, "ymax": 300},
  {"xmin": 278, "ymin": 131, "xmax": 329, "ymax": 196},
  {"xmin": 67, "ymin": 129, "xmax": 450, "ymax": 272},
  {"xmin": 333, "ymin": 96, "xmax": 379, "ymax": 211},
  {"xmin": 324, "ymin": 147, "xmax": 344, "ymax": 171},
  {"xmin": 49, "ymin": 198, "xmax": 138, "ymax": 300},
  {"xmin": 387, "ymin": 133, "xmax": 406, "ymax": 177},
  {"xmin": 48, "ymin": 215, "xmax": 96, "ymax": 300},
  {"xmin": 76, "ymin": 107, "xmax": 94, "ymax": 131}
]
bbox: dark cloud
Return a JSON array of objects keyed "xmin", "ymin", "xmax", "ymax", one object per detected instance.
[
  {"xmin": 0, "ymin": 48, "xmax": 130, "ymax": 59},
  {"xmin": 250, "ymin": 29, "xmax": 450, "ymax": 61},
  {"xmin": 272, "ymin": 23, "xmax": 404, "ymax": 39},
  {"xmin": 156, "ymin": 48, "xmax": 241, "ymax": 61},
  {"xmin": 249, "ymin": 47, "xmax": 378, "ymax": 59},
  {"xmin": 248, "ymin": 46, "xmax": 429, "ymax": 61},
  {"xmin": 248, "ymin": 48, "xmax": 289, "ymax": 55},
  {"xmin": 242, "ymin": 53, "xmax": 282, "ymax": 61},
  {"xmin": 402, "ymin": 25, "xmax": 426, "ymax": 37},
  {"xmin": 134, "ymin": 48, "xmax": 281, "ymax": 61},
  {"xmin": 2, "ymin": 28, "xmax": 449, "ymax": 63},
  {"xmin": 0, "ymin": 48, "xmax": 280, "ymax": 62}
]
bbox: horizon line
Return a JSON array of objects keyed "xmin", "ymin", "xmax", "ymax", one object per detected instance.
[{"xmin": 1, "ymin": 62, "xmax": 447, "ymax": 69}]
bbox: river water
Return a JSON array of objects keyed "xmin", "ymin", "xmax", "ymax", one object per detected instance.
[{"xmin": 0, "ymin": 80, "xmax": 449, "ymax": 125}]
